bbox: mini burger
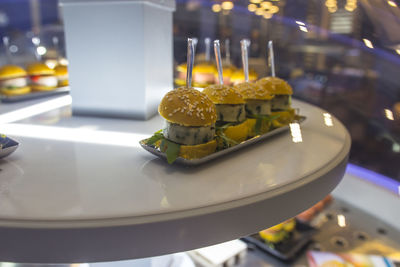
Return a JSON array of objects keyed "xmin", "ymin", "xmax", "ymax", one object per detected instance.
[
  {"xmin": 230, "ymin": 69, "xmax": 258, "ymax": 85},
  {"xmin": 192, "ymin": 63, "xmax": 217, "ymax": 88},
  {"xmin": 174, "ymin": 63, "xmax": 187, "ymax": 86},
  {"xmin": 234, "ymin": 82, "xmax": 274, "ymax": 136},
  {"xmin": 54, "ymin": 65, "xmax": 69, "ymax": 87},
  {"xmin": 154, "ymin": 86, "xmax": 218, "ymax": 163},
  {"xmin": 217, "ymin": 64, "xmax": 236, "ymax": 85},
  {"xmin": 27, "ymin": 62, "xmax": 58, "ymax": 91},
  {"xmin": 256, "ymin": 77, "xmax": 295, "ymax": 127},
  {"xmin": 259, "ymin": 223, "xmax": 287, "ymax": 244},
  {"xmin": 202, "ymin": 84, "xmax": 248, "ymax": 148},
  {"xmin": 259, "ymin": 219, "xmax": 296, "ymax": 244},
  {"xmin": 0, "ymin": 65, "xmax": 31, "ymax": 96}
]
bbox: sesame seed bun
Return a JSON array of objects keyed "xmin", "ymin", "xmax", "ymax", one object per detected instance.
[
  {"xmin": 159, "ymin": 87, "xmax": 217, "ymax": 127},
  {"xmin": 0, "ymin": 65, "xmax": 27, "ymax": 80},
  {"xmin": 54, "ymin": 65, "xmax": 68, "ymax": 76},
  {"xmin": 202, "ymin": 84, "xmax": 245, "ymax": 105},
  {"xmin": 256, "ymin": 77, "xmax": 293, "ymax": 95},
  {"xmin": 27, "ymin": 62, "xmax": 55, "ymax": 76},
  {"xmin": 234, "ymin": 82, "xmax": 274, "ymax": 101}
]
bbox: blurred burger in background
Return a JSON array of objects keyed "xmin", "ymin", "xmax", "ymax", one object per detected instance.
[{"xmin": 0, "ymin": 65, "xmax": 31, "ymax": 96}]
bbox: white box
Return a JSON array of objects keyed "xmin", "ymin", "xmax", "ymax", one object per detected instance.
[{"xmin": 59, "ymin": 0, "xmax": 175, "ymax": 119}]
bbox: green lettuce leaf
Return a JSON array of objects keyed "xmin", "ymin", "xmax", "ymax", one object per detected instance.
[
  {"xmin": 162, "ymin": 139, "xmax": 181, "ymax": 164},
  {"xmin": 145, "ymin": 129, "xmax": 163, "ymax": 146}
]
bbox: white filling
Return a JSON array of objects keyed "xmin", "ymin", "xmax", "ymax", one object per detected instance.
[
  {"xmin": 215, "ymin": 104, "xmax": 246, "ymax": 123},
  {"xmin": 31, "ymin": 76, "xmax": 58, "ymax": 87},
  {"xmin": 57, "ymin": 74, "xmax": 69, "ymax": 81},
  {"xmin": 0, "ymin": 77, "xmax": 27, "ymax": 88},
  {"xmin": 163, "ymin": 121, "xmax": 215, "ymax": 146},
  {"xmin": 246, "ymin": 100, "xmax": 271, "ymax": 116}
]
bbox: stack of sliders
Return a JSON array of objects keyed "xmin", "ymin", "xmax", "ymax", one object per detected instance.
[
  {"xmin": 230, "ymin": 68, "xmax": 258, "ymax": 85},
  {"xmin": 256, "ymin": 77, "xmax": 294, "ymax": 128},
  {"xmin": 27, "ymin": 62, "xmax": 58, "ymax": 91},
  {"xmin": 175, "ymin": 38, "xmax": 217, "ymax": 88},
  {"xmin": 54, "ymin": 64, "xmax": 69, "ymax": 87},
  {"xmin": 203, "ymin": 40, "xmax": 249, "ymax": 149},
  {"xmin": 259, "ymin": 218, "xmax": 297, "ymax": 245},
  {"xmin": 144, "ymin": 39, "xmax": 298, "ymax": 164},
  {"xmin": 0, "ymin": 65, "xmax": 31, "ymax": 96},
  {"xmin": 192, "ymin": 62, "xmax": 217, "ymax": 88},
  {"xmin": 234, "ymin": 39, "xmax": 275, "ymax": 137},
  {"xmin": 0, "ymin": 37, "xmax": 31, "ymax": 96},
  {"xmin": 175, "ymin": 62, "xmax": 217, "ymax": 88},
  {"xmin": 255, "ymin": 41, "xmax": 295, "ymax": 128},
  {"xmin": 174, "ymin": 63, "xmax": 187, "ymax": 86},
  {"xmin": 145, "ymin": 38, "xmax": 218, "ymax": 163}
]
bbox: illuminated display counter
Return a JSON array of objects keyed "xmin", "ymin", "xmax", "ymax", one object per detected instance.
[{"xmin": 0, "ymin": 97, "xmax": 349, "ymax": 263}]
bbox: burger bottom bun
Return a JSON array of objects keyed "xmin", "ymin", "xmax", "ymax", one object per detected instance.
[
  {"xmin": 247, "ymin": 118, "xmax": 271, "ymax": 137},
  {"xmin": 217, "ymin": 119, "xmax": 249, "ymax": 148},
  {"xmin": 1, "ymin": 86, "xmax": 31, "ymax": 96},
  {"xmin": 271, "ymin": 109, "xmax": 296, "ymax": 128},
  {"xmin": 31, "ymin": 84, "xmax": 57, "ymax": 91},
  {"xmin": 179, "ymin": 139, "xmax": 217, "ymax": 160},
  {"xmin": 58, "ymin": 79, "xmax": 69, "ymax": 87}
]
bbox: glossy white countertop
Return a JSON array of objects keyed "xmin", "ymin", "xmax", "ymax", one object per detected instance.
[
  {"xmin": 0, "ymin": 97, "xmax": 347, "ymax": 221},
  {"xmin": 0, "ymin": 96, "xmax": 350, "ymax": 263}
]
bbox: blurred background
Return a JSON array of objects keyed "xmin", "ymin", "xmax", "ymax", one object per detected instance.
[{"xmin": 0, "ymin": 0, "xmax": 399, "ymax": 181}]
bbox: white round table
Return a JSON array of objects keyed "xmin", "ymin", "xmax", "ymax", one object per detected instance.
[{"xmin": 0, "ymin": 98, "xmax": 350, "ymax": 263}]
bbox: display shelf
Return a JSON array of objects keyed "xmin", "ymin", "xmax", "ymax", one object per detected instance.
[
  {"xmin": 0, "ymin": 86, "xmax": 70, "ymax": 103},
  {"xmin": 0, "ymin": 99, "xmax": 350, "ymax": 263}
]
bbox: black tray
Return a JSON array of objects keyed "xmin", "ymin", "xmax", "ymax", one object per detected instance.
[
  {"xmin": 241, "ymin": 221, "xmax": 316, "ymax": 261},
  {"xmin": 0, "ymin": 135, "xmax": 19, "ymax": 159},
  {"xmin": 1, "ymin": 86, "xmax": 70, "ymax": 103}
]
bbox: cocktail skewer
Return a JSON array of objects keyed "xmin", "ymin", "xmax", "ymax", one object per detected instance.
[
  {"xmin": 225, "ymin": 39, "xmax": 231, "ymax": 65},
  {"xmin": 214, "ymin": 40, "xmax": 224, "ymax": 85},
  {"xmin": 2, "ymin": 36, "xmax": 12, "ymax": 64},
  {"xmin": 240, "ymin": 39, "xmax": 250, "ymax": 82},
  {"xmin": 186, "ymin": 38, "xmax": 195, "ymax": 88},
  {"xmin": 268, "ymin": 40, "xmax": 275, "ymax": 77},
  {"xmin": 205, "ymin": 37, "xmax": 211, "ymax": 62}
]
